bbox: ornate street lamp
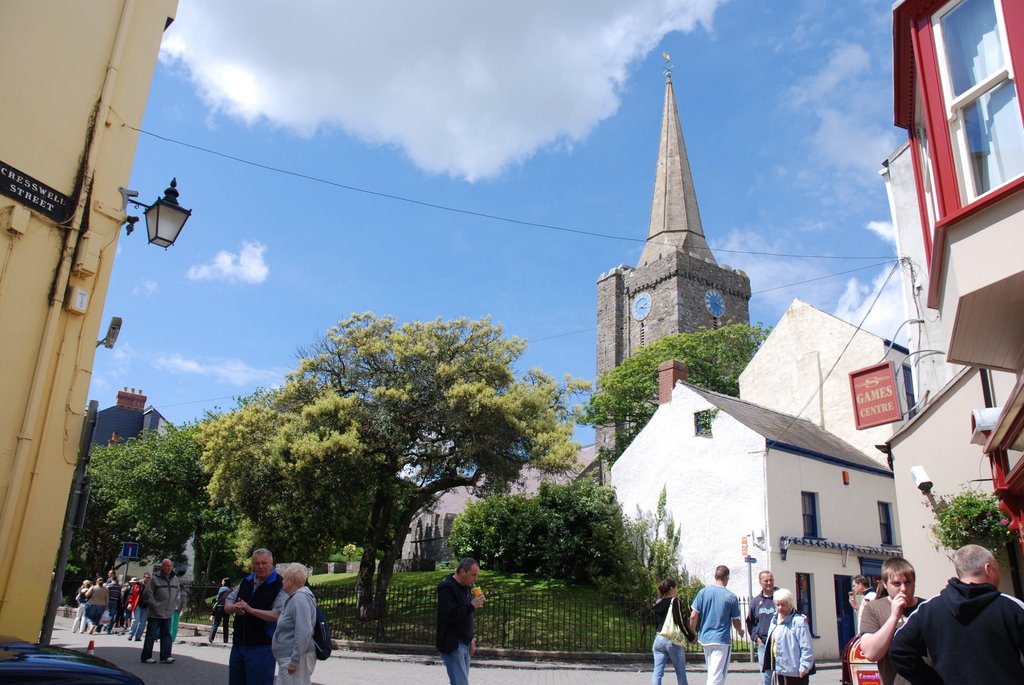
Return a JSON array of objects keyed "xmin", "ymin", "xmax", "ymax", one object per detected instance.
[{"xmin": 119, "ymin": 178, "xmax": 192, "ymax": 248}]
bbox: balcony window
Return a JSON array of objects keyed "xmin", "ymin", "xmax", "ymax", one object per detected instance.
[{"xmin": 933, "ymin": 0, "xmax": 1024, "ymax": 200}]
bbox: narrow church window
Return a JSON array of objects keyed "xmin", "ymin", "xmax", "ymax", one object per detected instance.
[
  {"xmin": 694, "ymin": 409, "xmax": 718, "ymax": 436},
  {"xmin": 639, "ymin": 321, "xmax": 647, "ymax": 347}
]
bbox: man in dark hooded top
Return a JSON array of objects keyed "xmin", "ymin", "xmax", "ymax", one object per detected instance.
[{"xmin": 890, "ymin": 544, "xmax": 1024, "ymax": 684}]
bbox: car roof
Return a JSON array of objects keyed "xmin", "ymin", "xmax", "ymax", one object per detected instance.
[{"xmin": 0, "ymin": 637, "xmax": 144, "ymax": 684}]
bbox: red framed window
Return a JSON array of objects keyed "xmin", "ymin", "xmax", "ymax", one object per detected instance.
[{"xmin": 909, "ymin": 0, "xmax": 1024, "ymax": 223}]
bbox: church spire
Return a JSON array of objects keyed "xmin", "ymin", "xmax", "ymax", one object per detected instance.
[{"xmin": 638, "ymin": 66, "xmax": 716, "ymax": 267}]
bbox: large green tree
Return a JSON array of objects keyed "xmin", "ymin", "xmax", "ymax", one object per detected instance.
[
  {"xmin": 580, "ymin": 323, "xmax": 769, "ymax": 464},
  {"xmin": 73, "ymin": 424, "xmax": 237, "ymax": 580},
  {"xmin": 200, "ymin": 314, "xmax": 583, "ymax": 618}
]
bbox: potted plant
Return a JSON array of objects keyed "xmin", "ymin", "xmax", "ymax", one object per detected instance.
[{"xmin": 929, "ymin": 490, "xmax": 1016, "ymax": 556}]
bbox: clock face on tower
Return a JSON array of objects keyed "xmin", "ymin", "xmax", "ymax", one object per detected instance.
[
  {"xmin": 631, "ymin": 292, "xmax": 652, "ymax": 321},
  {"xmin": 705, "ymin": 289, "xmax": 725, "ymax": 318}
]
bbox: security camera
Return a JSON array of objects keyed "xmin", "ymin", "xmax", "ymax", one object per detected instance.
[
  {"xmin": 97, "ymin": 316, "xmax": 122, "ymax": 349},
  {"xmin": 910, "ymin": 465, "xmax": 933, "ymax": 493}
]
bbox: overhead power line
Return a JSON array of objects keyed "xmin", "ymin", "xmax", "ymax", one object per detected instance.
[{"xmin": 128, "ymin": 125, "xmax": 896, "ymax": 262}]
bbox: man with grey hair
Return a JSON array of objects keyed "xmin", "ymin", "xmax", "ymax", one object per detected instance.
[
  {"xmin": 226, "ymin": 548, "xmax": 286, "ymax": 685},
  {"xmin": 140, "ymin": 558, "xmax": 180, "ymax": 664},
  {"xmin": 891, "ymin": 544, "xmax": 1024, "ymax": 684}
]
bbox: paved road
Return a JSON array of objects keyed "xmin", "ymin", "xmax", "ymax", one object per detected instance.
[{"xmin": 51, "ymin": 616, "xmax": 832, "ymax": 685}]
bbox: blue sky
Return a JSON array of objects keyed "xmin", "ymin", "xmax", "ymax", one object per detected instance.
[{"xmin": 93, "ymin": 0, "xmax": 907, "ymax": 443}]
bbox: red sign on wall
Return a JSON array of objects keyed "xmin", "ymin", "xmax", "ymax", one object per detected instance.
[{"xmin": 849, "ymin": 362, "xmax": 902, "ymax": 430}]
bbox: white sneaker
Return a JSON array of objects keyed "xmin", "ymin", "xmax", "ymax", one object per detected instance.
[{"xmin": 143, "ymin": 658, "xmax": 156, "ymax": 664}]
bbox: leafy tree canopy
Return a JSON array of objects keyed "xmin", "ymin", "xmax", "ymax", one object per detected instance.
[
  {"xmin": 580, "ymin": 323, "xmax": 769, "ymax": 464},
  {"xmin": 74, "ymin": 423, "xmax": 236, "ymax": 580},
  {"xmin": 200, "ymin": 313, "xmax": 584, "ymax": 617}
]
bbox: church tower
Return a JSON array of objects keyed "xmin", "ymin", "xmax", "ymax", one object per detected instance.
[{"xmin": 595, "ymin": 68, "xmax": 751, "ymax": 450}]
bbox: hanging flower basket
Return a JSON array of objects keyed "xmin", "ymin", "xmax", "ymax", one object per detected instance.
[{"xmin": 929, "ymin": 490, "xmax": 1017, "ymax": 554}]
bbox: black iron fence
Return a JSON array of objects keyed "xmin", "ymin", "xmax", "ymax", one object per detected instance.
[{"xmin": 183, "ymin": 583, "xmax": 752, "ymax": 655}]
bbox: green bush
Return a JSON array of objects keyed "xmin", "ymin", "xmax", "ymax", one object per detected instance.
[{"xmin": 449, "ymin": 479, "xmax": 633, "ymax": 585}]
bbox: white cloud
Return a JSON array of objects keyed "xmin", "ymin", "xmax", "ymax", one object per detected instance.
[
  {"xmin": 186, "ymin": 240, "xmax": 269, "ymax": 284},
  {"xmin": 831, "ymin": 264, "xmax": 907, "ymax": 342},
  {"xmin": 132, "ymin": 280, "xmax": 159, "ymax": 297},
  {"xmin": 785, "ymin": 42, "xmax": 899, "ymax": 183},
  {"xmin": 161, "ymin": 0, "xmax": 726, "ymax": 180},
  {"xmin": 865, "ymin": 220, "xmax": 896, "ymax": 246},
  {"xmin": 153, "ymin": 353, "xmax": 286, "ymax": 387}
]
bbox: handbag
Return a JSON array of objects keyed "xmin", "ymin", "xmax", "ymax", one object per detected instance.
[{"xmin": 658, "ymin": 597, "xmax": 688, "ymax": 645}]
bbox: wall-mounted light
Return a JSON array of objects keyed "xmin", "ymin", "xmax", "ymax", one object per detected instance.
[{"xmin": 118, "ymin": 178, "xmax": 191, "ymax": 248}]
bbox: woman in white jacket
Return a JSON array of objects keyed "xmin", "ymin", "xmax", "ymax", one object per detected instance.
[
  {"xmin": 271, "ymin": 564, "xmax": 318, "ymax": 685},
  {"xmin": 762, "ymin": 589, "xmax": 814, "ymax": 685}
]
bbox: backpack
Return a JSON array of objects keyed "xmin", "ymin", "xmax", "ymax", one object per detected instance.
[{"xmin": 312, "ymin": 604, "xmax": 331, "ymax": 661}]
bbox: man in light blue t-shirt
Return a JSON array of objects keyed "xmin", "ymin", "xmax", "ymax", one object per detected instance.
[{"xmin": 690, "ymin": 565, "xmax": 744, "ymax": 685}]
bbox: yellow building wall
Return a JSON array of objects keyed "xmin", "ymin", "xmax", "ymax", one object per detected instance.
[{"xmin": 0, "ymin": 0, "xmax": 177, "ymax": 639}]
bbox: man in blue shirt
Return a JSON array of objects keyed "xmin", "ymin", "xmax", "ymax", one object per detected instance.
[{"xmin": 690, "ymin": 565, "xmax": 744, "ymax": 685}]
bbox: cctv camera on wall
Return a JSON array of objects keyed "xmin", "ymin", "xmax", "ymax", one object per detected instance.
[{"xmin": 910, "ymin": 465, "xmax": 933, "ymax": 493}]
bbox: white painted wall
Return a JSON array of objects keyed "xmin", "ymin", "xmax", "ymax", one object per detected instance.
[
  {"xmin": 612, "ymin": 384, "xmax": 767, "ymax": 584},
  {"xmin": 889, "ymin": 367, "xmax": 1020, "ymax": 597},
  {"xmin": 740, "ymin": 300, "xmax": 904, "ymax": 462}
]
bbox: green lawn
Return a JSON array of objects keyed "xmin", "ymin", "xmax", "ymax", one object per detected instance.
[
  {"xmin": 188, "ymin": 570, "xmax": 746, "ymax": 655},
  {"xmin": 307, "ymin": 570, "xmax": 694, "ymax": 653}
]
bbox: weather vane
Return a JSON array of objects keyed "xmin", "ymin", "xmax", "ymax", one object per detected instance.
[{"xmin": 662, "ymin": 51, "xmax": 673, "ymax": 79}]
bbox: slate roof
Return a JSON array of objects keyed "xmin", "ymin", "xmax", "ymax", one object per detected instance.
[{"xmin": 683, "ymin": 383, "xmax": 890, "ymax": 474}]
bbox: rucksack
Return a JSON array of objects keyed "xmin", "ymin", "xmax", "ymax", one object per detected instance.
[{"xmin": 312, "ymin": 604, "xmax": 331, "ymax": 661}]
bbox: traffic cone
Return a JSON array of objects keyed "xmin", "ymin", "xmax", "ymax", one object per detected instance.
[{"xmin": 87, "ymin": 640, "xmax": 95, "ymax": 655}]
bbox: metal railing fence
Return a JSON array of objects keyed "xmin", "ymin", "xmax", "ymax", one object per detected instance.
[{"xmin": 182, "ymin": 583, "xmax": 752, "ymax": 654}]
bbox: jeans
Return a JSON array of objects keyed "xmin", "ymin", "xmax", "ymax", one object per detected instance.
[
  {"xmin": 440, "ymin": 641, "xmax": 471, "ymax": 685},
  {"xmin": 652, "ymin": 634, "xmax": 688, "ymax": 685},
  {"xmin": 211, "ymin": 611, "xmax": 230, "ymax": 642},
  {"xmin": 274, "ymin": 652, "xmax": 316, "ymax": 685},
  {"xmin": 229, "ymin": 644, "xmax": 276, "ymax": 685},
  {"xmin": 703, "ymin": 643, "xmax": 732, "ymax": 685},
  {"xmin": 84, "ymin": 604, "xmax": 104, "ymax": 631},
  {"xmin": 128, "ymin": 606, "xmax": 147, "ymax": 639},
  {"xmin": 141, "ymin": 616, "xmax": 172, "ymax": 661},
  {"xmin": 105, "ymin": 600, "xmax": 119, "ymax": 633},
  {"xmin": 757, "ymin": 642, "xmax": 772, "ymax": 685}
]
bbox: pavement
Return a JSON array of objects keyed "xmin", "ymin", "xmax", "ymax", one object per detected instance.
[{"xmin": 50, "ymin": 615, "xmax": 837, "ymax": 684}]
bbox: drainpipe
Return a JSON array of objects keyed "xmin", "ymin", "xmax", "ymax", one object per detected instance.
[{"xmin": 0, "ymin": 0, "xmax": 136, "ymax": 623}]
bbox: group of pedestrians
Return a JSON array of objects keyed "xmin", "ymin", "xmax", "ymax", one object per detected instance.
[{"xmin": 643, "ymin": 545, "xmax": 1024, "ymax": 685}]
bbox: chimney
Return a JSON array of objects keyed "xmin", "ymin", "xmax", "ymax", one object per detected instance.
[
  {"xmin": 658, "ymin": 360, "xmax": 688, "ymax": 404},
  {"xmin": 116, "ymin": 386, "xmax": 147, "ymax": 412}
]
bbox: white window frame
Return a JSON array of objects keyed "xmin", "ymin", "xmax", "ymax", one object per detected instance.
[{"xmin": 931, "ymin": 0, "xmax": 1023, "ymax": 201}]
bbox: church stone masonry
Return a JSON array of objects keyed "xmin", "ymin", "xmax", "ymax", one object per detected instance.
[{"xmin": 596, "ymin": 70, "xmax": 751, "ymax": 449}]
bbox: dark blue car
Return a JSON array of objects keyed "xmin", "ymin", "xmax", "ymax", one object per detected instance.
[{"xmin": 0, "ymin": 637, "xmax": 144, "ymax": 683}]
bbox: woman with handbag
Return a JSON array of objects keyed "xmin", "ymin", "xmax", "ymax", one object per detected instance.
[
  {"xmin": 762, "ymin": 588, "xmax": 814, "ymax": 685},
  {"xmin": 652, "ymin": 578, "xmax": 696, "ymax": 685},
  {"xmin": 209, "ymin": 577, "xmax": 232, "ymax": 643},
  {"xmin": 71, "ymin": 580, "xmax": 92, "ymax": 633}
]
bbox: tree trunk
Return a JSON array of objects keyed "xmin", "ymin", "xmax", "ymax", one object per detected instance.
[
  {"xmin": 356, "ymin": 487, "xmax": 393, "ymax": 620},
  {"xmin": 370, "ymin": 504, "xmax": 419, "ymax": 627}
]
